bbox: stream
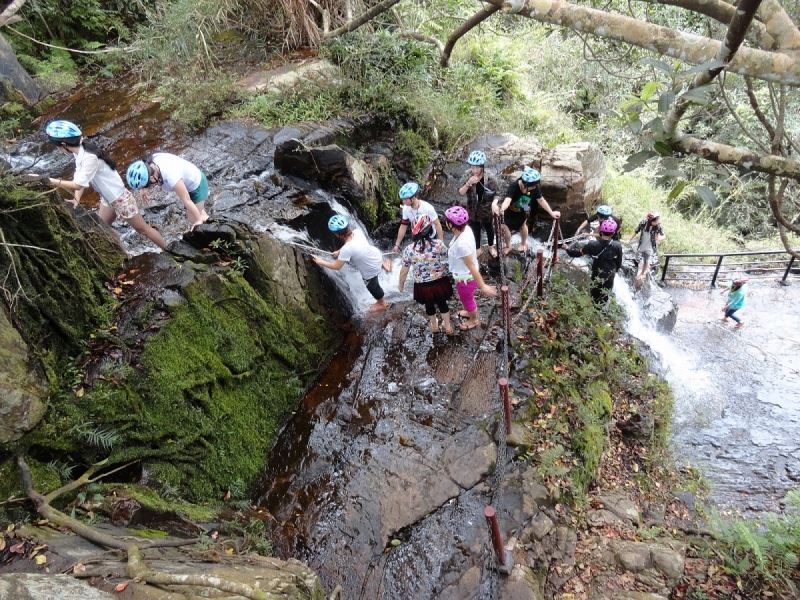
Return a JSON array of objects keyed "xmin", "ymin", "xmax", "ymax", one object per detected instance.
[{"xmin": 5, "ymin": 72, "xmax": 800, "ymax": 597}]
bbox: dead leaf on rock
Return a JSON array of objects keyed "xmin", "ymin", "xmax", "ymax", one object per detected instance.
[{"xmin": 115, "ymin": 581, "xmax": 130, "ymax": 592}]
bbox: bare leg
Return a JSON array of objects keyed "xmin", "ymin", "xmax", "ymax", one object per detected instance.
[
  {"xmin": 441, "ymin": 311, "xmax": 453, "ymax": 333},
  {"xmin": 97, "ymin": 204, "xmax": 126, "ymax": 251},
  {"xmin": 458, "ymin": 308, "xmax": 481, "ymax": 330},
  {"xmin": 195, "ymin": 201, "xmax": 209, "ymax": 223},
  {"xmin": 501, "ymin": 225, "xmax": 512, "ymax": 255},
  {"xmin": 428, "ymin": 315, "xmax": 439, "ymax": 333},
  {"xmin": 124, "ymin": 214, "xmax": 168, "ymax": 251},
  {"xmin": 517, "ymin": 223, "xmax": 529, "ymax": 252}
]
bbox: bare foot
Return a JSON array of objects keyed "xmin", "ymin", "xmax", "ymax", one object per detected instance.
[
  {"xmin": 369, "ymin": 301, "xmax": 390, "ymax": 312},
  {"xmin": 459, "ymin": 321, "xmax": 481, "ymax": 331},
  {"xmin": 488, "ymin": 246, "xmax": 498, "ymax": 258},
  {"xmin": 458, "ymin": 310, "xmax": 470, "ymax": 318},
  {"xmin": 515, "ymin": 244, "xmax": 528, "ymax": 252}
]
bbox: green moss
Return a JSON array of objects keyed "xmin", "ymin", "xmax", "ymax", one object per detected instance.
[
  {"xmin": 394, "ymin": 128, "xmax": 433, "ymax": 179},
  {"xmin": 521, "ymin": 272, "xmax": 672, "ymax": 502},
  {"xmin": 23, "ymin": 272, "xmax": 330, "ymax": 502},
  {"xmin": 0, "ymin": 456, "xmax": 61, "ymax": 503},
  {"xmin": 125, "ymin": 527, "xmax": 169, "ymax": 539},
  {"xmin": 112, "ymin": 484, "xmax": 220, "ymax": 522}
]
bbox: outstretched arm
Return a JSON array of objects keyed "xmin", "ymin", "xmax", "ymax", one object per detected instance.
[{"xmin": 172, "ymin": 179, "xmax": 204, "ymax": 229}]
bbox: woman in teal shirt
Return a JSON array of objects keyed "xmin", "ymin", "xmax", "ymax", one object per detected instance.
[{"xmin": 721, "ymin": 278, "xmax": 747, "ymax": 328}]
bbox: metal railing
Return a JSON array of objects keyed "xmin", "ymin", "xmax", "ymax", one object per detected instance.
[{"xmin": 660, "ymin": 249, "xmax": 798, "ymax": 287}]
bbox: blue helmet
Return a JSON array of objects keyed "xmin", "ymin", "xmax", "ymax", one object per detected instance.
[
  {"xmin": 45, "ymin": 120, "xmax": 82, "ymax": 143},
  {"xmin": 328, "ymin": 215, "xmax": 349, "ymax": 232},
  {"xmin": 467, "ymin": 150, "xmax": 487, "ymax": 166},
  {"xmin": 597, "ymin": 204, "xmax": 612, "ymax": 216},
  {"xmin": 126, "ymin": 160, "xmax": 150, "ymax": 190},
  {"xmin": 520, "ymin": 167, "xmax": 540, "ymax": 183},
  {"xmin": 399, "ymin": 182, "xmax": 419, "ymax": 200}
]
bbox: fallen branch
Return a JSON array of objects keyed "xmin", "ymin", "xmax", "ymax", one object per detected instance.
[
  {"xmin": 16, "ymin": 454, "xmax": 198, "ymax": 551},
  {"xmin": 126, "ymin": 545, "xmax": 273, "ymax": 600}
]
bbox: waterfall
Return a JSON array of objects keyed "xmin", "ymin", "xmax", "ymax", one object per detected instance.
[
  {"xmin": 270, "ymin": 195, "xmax": 403, "ymax": 316},
  {"xmin": 613, "ymin": 279, "xmax": 725, "ymax": 428}
]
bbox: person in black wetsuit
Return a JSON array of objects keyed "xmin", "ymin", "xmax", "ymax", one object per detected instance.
[{"xmin": 562, "ymin": 218, "xmax": 623, "ymax": 306}]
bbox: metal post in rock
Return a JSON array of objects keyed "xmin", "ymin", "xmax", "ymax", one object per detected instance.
[
  {"xmin": 484, "ymin": 506, "xmax": 514, "ymax": 574},
  {"xmin": 498, "ymin": 378, "xmax": 512, "ymax": 432},
  {"xmin": 551, "ymin": 217, "xmax": 561, "ymax": 264},
  {"xmin": 536, "ymin": 249, "xmax": 544, "ymax": 298}
]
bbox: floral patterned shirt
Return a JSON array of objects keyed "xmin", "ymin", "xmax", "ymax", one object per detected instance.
[{"xmin": 401, "ymin": 239, "xmax": 450, "ymax": 283}]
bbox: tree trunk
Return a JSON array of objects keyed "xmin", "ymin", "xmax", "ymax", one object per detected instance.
[{"xmin": 0, "ymin": 32, "xmax": 41, "ymax": 106}]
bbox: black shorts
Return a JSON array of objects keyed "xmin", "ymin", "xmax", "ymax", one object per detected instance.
[
  {"xmin": 503, "ymin": 209, "xmax": 528, "ymax": 233},
  {"xmin": 364, "ymin": 275, "xmax": 385, "ymax": 300}
]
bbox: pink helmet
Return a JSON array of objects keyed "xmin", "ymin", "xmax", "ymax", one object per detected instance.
[
  {"xmin": 445, "ymin": 206, "xmax": 469, "ymax": 226},
  {"xmin": 599, "ymin": 218, "xmax": 618, "ymax": 235}
]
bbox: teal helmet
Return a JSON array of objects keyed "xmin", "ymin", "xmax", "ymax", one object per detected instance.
[
  {"xmin": 399, "ymin": 182, "xmax": 419, "ymax": 199},
  {"xmin": 328, "ymin": 215, "xmax": 349, "ymax": 232},
  {"xmin": 45, "ymin": 120, "xmax": 82, "ymax": 145},
  {"xmin": 126, "ymin": 160, "xmax": 150, "ymax": 190},
  {"xmin": 521, "ymin": 167, "xmax": 540, "ymax": 183},
  {"xmin": 597, "ymin": 205, "xmax": 612, "ymax": 216},
  {"xmin": 467, "ymin": 150, "xmax": 487, "ymax": 166}
]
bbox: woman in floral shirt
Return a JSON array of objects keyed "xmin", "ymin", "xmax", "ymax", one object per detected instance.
[{"xmin": 398, "ymin": 215, "xmax": 454, "ymax": 334}]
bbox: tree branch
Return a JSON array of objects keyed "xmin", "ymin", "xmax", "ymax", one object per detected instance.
[
  {"xmin": 16, "ymin": 455, "xmax": 198, "ymax": 551},
  {"xmin": 126, "ymin": 545, "xmax": 272, "ymax": 600},
  {"xmin": 768, "ymin": 177, "xmax": 800, "ymax": 250},
  {"xmin": 744, "ymin": 76, "xmax": 777, "ymax": 139},
  {"xmin": 400, "ymin": 31, "xmax": 445, "ymax": 54},
  {"xmin": 757, "ymin": 0, "xmax": 800, "ymax": 53},
  {"xmin": 44, "ymin": 460, "xmax": 138, "ymax": 503},
  {"xmin": 440, "ymin": 3, "xmax": 502, "ymax": 67},
  {"xmin": 670, "ymin": 135, "xmax": 800, "ymax": 180},
  {"xmin": 664, "ymin": 0, "xmax": 763, "ymax": 135},
  {"xmin": 0, "ymin": 0, "xmax": 26, "ymax": 27},
  {"xmin": 322, "ymin": 0, "xmax": 403, "ymax": 40},
  {"xmin": 4, "ymin": 25, "xmax": 134, "ymax": 54},
  {"xmin": 490, "ymin": 0, "xmax": 800, "ymax": 85},
  {"xmin": 633, "ymin": 0, "xmax": 775, "ymax": 50}
]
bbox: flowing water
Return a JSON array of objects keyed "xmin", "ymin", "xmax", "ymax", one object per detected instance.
[{"xmin": 615, "ymin": 279, "xmax": 800, "ymax": 514}]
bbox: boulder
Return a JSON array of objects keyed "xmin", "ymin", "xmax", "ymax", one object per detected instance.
[
  {"xmin": 237, "ymin": 58, "xmax": 340, "ymax": 94},
  {"xmin": 0, "ymin": 308, "xmax": 47, "ymax": 442},
  {"xmin": 439, "ymin": 135, "xmax": 606, "ymax": 232},
  {"xmin": 597, "ymin": 492, "xmax": 641, "ymax": 525},
  {"xmin": 0, "ymin": 34, "xmax": 41, "ymax": 106}
]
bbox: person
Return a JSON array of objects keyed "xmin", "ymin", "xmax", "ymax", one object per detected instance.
[
  {"xmin": 126, "ymin": 153, "xmax": 209, "ymax": 231},
  {"xmin": 28, "ymin": 120, "xmax": 168, "ymax": 251},
  {"xmin": 392, "ymin": 182, "xmax": 443, "ymax": 254},
  {"xmin": 573, "ymin": 204, "xmax": 622, "ymax": 241},
  {"xmin": 456, "ymin": 150, "xmax": 500, "ymax": 258},
  {"xmin": 561, "ymin": 218, "xmax": 623, "ymax": 307},
  {"xmin": 312, "ymin": 215, "xmax": 392, "ymax": 312},
  {"xmin": 628, "ymin": 212, "xmax": 666, "ymax": 283},
  {"xmin": 398, "ymin": 215, "xmax": 454, "ymax": 334},
  {"xmin": 444, "ymin": 206, "xmax": 497, "ymax": 330},
  {"xmin": 492, "ymin": 167, "xmax": 560, "ymax": 255},
  {"xmin": 720, "ymin": 278, "xmax": 747, "ymax": 328}
]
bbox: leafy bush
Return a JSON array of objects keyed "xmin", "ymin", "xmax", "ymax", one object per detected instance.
[
  {"xmin": 712, "ymin": 490, "xmax": 800, "ymax": 596},
  {"xmin": 156, "ymin": 71, "xmax": 237, "ymax": 131}
]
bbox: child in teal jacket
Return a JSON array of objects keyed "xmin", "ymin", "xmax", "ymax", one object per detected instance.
[{"xmin": 721, "ymin": 279, "xmax": 747, "ymax": 328}]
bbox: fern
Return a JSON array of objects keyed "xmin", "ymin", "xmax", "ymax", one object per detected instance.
[
  {"xmin": 69, "ymin": 422, "xmax": 120, "ymax": 451},
  {"xmin": 46, "ymin": 459, "xmax": 76, "ymax": 481}
]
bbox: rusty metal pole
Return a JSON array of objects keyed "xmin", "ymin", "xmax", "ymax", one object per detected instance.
[
  {"xmin": 536, "ymin": 249, "xmax": 544, "ymax": 298},
  {"xmin": 484, "ymin": 506, "xmax": 514, "ymax": 573},
  {"xmin": 498, "ymin": 378, "xmax": 512, "ymax": 432},
  {"xmin": 494, "ymin": 214, "xmax": 503, "ymax": 255},
  {"xmin": 551, "ymin": 216, "xmax": 561, "ymax": 264}
]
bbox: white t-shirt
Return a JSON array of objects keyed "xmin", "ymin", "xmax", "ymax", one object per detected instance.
[
  {"xmin": 448, "ymin": 227, "xmax": 477, "ymax": 282},
  {"xmin": 72, "ymin": 146, "xmax": 126, "ymax": 204},
  {"xmin": 152, "ymin": 153, "xmax": 202, "ymax": 193},
  {"xmin": 338, "ymin": 229, "xmax": 383, "ymax": 280},
  {"xmin": 401, "ymin": 200, "xmax": 438, "ymax": 238}
]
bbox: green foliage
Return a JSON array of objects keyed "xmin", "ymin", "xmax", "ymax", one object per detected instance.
[
  {"xmin": 225, "ymin": 517, "xmax": 273, "ymax": 556},
  {"xmin": 393, "ymin": 128, "xmax": 433, "ymax": 179},
  {"xmin": 23, "ymin": 273, "xmax": 333, "ymax": 501},
  {"xmin": 520, "ymin": 272, "xmax": 671, "ymax": 501},
  {"xmin": 231, "ymin": 81, "xmax": 345, "ymax": 129},
  {"xmin": 711, "ymin": 490, "xmax": 800, "ymax": 596},
  {"xmin": 156, "ymin": 71, "xmax": 237, "ymax": 131}
]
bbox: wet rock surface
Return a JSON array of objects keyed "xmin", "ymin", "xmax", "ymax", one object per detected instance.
[{"xmin": 665, "ymin": 283, "xmax": 800, "ymax": 513}]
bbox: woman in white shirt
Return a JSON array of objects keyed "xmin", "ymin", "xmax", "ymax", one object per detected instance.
[
  {"xmin": 444, "ymin": 206, "xmax": 496, "ymax": 330},
  {"xmin": 126, "ymin": 153, "xmax": 209, "ymax": 230},
  {"xmin": 29, "ymin": 120, "xmax": 167, "ymax": 251}
]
